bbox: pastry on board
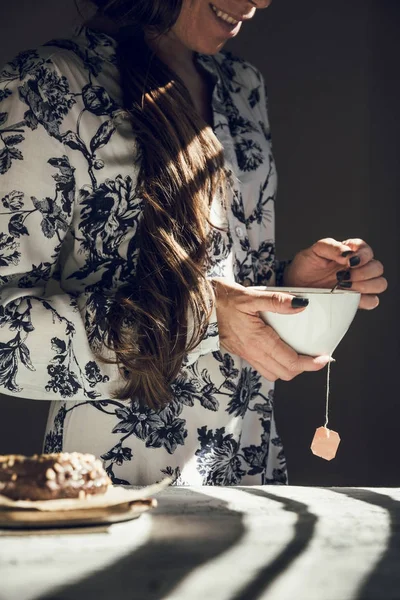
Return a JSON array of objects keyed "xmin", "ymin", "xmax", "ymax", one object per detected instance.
[{"xmin": 0, "ymin": 452, "xmax": 111, "ymax": 501}]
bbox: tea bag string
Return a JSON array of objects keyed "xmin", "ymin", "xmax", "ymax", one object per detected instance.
[
  {"xmin": 324, "ymin": 285, "xmax": 335, "ymax": 428},
  {"xmin": 324, "ymin": 356, "xmax": 332, "ymax": 428}
]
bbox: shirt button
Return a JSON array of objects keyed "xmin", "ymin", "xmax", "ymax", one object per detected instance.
[
  {"xmin": 235, "ymin": 226, "xmax": 244, "ymax": 238},
  {"xmin": 242, "ymin": 278, "xmax": 252, "ymax": 287}
]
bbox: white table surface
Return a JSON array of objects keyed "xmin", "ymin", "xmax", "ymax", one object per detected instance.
[{"xmin": 1, "ymin": 485, "xmax": 399, "ymax": 600}]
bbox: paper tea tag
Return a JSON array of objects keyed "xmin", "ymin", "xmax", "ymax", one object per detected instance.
[{"xmin": 311, "ymin": 426, "xmax": 341, "ymax": 461}]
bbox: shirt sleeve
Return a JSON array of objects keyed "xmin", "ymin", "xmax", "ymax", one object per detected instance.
[
  {"xmin": 0, "ymin": 48, "xmax": 218, "ymax": 401},
  {"xmin": 0, "ymin": 50, "xmax": 118, "ymax": 401},
  {"xmin": 183, "ymin": 300, "xmax": 219, "ymax": 367}
]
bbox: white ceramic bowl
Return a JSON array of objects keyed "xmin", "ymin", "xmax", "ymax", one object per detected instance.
[{"xmin": 258, "ymin": 287, "xmax": 360, "ymax": 357}]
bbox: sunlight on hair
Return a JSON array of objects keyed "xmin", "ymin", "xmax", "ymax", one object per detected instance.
[{"xmin": 86, "ymin": 0, "xmax": 226, "ymax": 407}]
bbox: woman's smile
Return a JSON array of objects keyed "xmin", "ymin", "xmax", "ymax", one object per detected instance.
[
  {"xmin": 153, "ymin": 1, "xmax": 264, "ymax": 56},
  {"xmin": 208, "ymin": 3, "xmax": 255, "ymax": 38},
  {"xmin": 210, "ymin": 4, "xmax": 241, "ymax": 25}
]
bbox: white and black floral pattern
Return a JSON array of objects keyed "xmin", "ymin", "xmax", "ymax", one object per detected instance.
[{"xmin": 1, "ymin": 25, "xmax": 288, "ymax": 486}]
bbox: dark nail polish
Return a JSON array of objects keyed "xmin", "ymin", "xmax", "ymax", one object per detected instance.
[
  {"xmin": 349, "ymin": 255, "xmax": 361, "ymax": 267},
  {"xmin": 337, "ymin": 270, "xmax": 351, "ymax": 281},
  {"xmin": 341, "ymin": 251, "xmax": 354, "ymax": 257},
  {"xmin": 339, "ymin": 281, "xmax": 352, "ymax": 288},
  {"xmin": 291, "ymin": 297, "xmax": 309, "ymax": 308}
]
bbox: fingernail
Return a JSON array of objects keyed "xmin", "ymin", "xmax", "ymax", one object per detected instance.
[
  {"xmin": 337, "ymin": 269, "xmax": 351, "ymax": 281},
  {"xmin": 318, "ymin": 356, "xmax": 335, "ymax": 365},
  {"xmin": 341, "ymin": 251, "xmax": 354, "ymax": 257},
  {"xmin": 349, "ymin": 255, "xmax": 361, "ymax": 267},
  {"xmin": 339, "ymin": 281, "xmax": 352, "ymax": 288},
  {"xmin": 291, "ymin": 297, "xmax": 309, "ymax": 308}
]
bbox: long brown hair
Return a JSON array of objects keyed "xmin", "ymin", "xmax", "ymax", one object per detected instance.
[{"xmin": 79, "ymin": 0, "xmax": 226, "ymax": 408}]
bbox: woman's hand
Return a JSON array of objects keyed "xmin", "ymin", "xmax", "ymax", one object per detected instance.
[
  {"xmin": 283, "ymin": 238, "xmax": 388, "ymax": 310},
  {"xmin": 212, "ymin": 278, "xmax": 331, "ymax": 382}
]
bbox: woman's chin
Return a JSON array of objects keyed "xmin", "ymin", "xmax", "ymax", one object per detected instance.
[{"xmin": 193, "ymin": 39, "xmax": 229, "ymax": 55}]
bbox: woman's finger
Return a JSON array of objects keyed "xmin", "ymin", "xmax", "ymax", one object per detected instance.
[
  {"xmin": 295, "ymin": 354, "xmax": 333, "ymax": 372},
  {"xmin": 311, "ymin": 238, "xmax": 356, "ymax": 265},
  {"xmin": 341, "ymin": 238, "xmax": 374, "ymax": 268},
  {"xmin": 239, "ymin": 289, "xmax": 309, "ymax": 316},
  {"xmin": 250, "ymin": 349, "xmax": 330, "ymax": 382},
  {"xmin": 238, "ymin": 359, "xmax": 279, "ymax": 383},
  {"xmin": 219, "ymin": 339, "xmax": 279, "ymax": 381},
  {"xmin": 338, "ymin": 259, "xmax": 384, "ymax": 283},
  {"xmin": 311, "ymin": 237, "xmax": 376, "ymax": 270},
  {"xmin": 359, "ymin": 294, "xmax": 380, "ymax": 310},
  {"xmin": 310, "ymin": 237, "xmax": 371, "ymax": 269},
  {"xmin": 245, "ymin": 327, "xmax": 331, "ymax": 375},
  {"xmin": 340, "ymin": 276, "xmax": 388, "ymax": 295},
  {"xmin": 250, "ymin": 358, "xmax": 282, "ymax": 382},
  {"xmin": 252, "ymin": 356, "xmax": 302, "ymax": 382}
]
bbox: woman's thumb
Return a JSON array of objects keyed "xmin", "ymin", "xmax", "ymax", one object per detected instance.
[{"xmin": 247, "ymin": 291, "xmax": 309, "ymax": 314}]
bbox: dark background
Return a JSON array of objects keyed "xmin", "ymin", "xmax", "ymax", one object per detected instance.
[{"xmin": 0, "ymin": 0, "xmax": 398, "ymax": 485}]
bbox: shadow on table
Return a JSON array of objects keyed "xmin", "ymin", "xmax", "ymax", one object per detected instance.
[
  {"xmin": 34, "ymin": 488, "xmax": 246, "ymax": 600},
  {"xmin": 230, "ymin": 487, "xmax": 318, "ymax": 600},
  {"xmin": 331, "ymin": 488, "xmax": 400, "ymax": 600}
]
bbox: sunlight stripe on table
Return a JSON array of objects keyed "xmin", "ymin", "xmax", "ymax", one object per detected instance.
[{"xmin": 162, "ymin": 486, "xmax": 392, "ymax": 600}]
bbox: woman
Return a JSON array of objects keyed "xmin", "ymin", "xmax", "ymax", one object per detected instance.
[{"xmin": 0, "ymin": 0, "xmax": 387, "ymax": 485}]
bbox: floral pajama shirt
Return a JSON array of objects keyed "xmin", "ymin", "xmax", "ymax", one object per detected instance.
[{"xmin": 0, "ymin": 25, "xmax": 288, "ymax": 486}]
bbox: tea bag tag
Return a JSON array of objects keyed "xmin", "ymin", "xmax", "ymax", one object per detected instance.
[{"xmin": 311, "ymin": 426, "xmax": 341, "ymax": 461}]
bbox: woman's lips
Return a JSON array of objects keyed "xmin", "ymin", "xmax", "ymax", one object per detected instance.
[{"xmin": 209, "ymin": 3, "xmax": 243, "ymax": 36}]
